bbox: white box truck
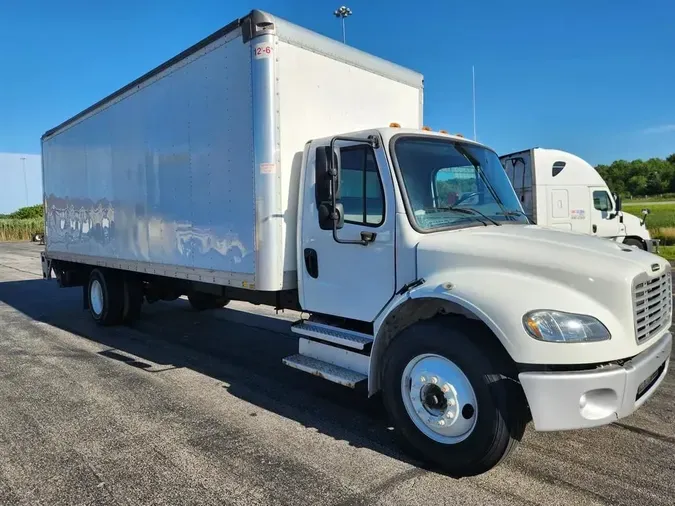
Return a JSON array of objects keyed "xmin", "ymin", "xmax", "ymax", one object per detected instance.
[
  {"xmin": 500, "ymin": 148, "xmax": 657, "ymax": 251},
  {"xmin": 40, "ymin": 10, "xmax": 672, "ymax": 476}
]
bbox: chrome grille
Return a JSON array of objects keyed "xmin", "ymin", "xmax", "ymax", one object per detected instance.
[{"xmin": 633, "ymin": 269, "xmax": 672, "ymax": 344}]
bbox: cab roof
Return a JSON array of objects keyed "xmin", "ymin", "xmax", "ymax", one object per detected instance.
[{"xmin": 501, "ymin": 147, "xmax": 606, "ymax": 187}]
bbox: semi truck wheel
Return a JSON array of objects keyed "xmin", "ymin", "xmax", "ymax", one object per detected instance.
[
  {"xmin": 187, "ymin": 292, "xmax": 230, "ymax": 311},
  {"xmin": 382, "ymin": 319, "xmax": 526, "ymax": 476},
  {"xmin": 623, "ymin": 237, "xmax": 646, "ymax": 250},
  {"xmin": 88, "ymin": 269, "xmax": 124, "ymax": 326}
]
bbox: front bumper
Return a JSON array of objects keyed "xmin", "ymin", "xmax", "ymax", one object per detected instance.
[
  {"xmin": 647, "ymin": 238, "xmax": 660, "ymax": 253},
  {"xmin": 519, "ymin": 332, "xmax": 672, "ymax": 431}
]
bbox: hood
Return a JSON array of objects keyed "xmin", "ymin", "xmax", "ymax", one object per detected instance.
[
  {"xmin": 621, "ymin": 212, "xmax": 649, "ymax": 236},
  {"xmin": 416, "ymin": 224, "xmax": 666, "ymax": 290},
  {"xmin": 414, "ymin": 224, "xmax": 670, "ymax": 365}
]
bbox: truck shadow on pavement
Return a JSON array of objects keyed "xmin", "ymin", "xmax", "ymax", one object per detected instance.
[{"xmin": 0, "ymin": 279, "xmax": 431, "ymax": 472}]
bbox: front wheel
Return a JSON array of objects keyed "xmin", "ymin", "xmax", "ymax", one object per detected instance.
[
  {"xmin": 623, "ymin": 237, "xmax": 646, "ymax": 250},
  {"xmin": 382, "ymin": 319, "xmax": 527, "ymax": 476}
]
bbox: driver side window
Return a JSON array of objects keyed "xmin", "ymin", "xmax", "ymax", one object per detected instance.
[
  {"xmin": 593, "ymin": 191, "xmax": 613, "ymax": 212},
  {"xmin": 434, "ymin": 167, "xmax": 478, "ymax": 206},
  {"xmin": 339, "ymin": 145, "xmax": 384, "ymax": 226}
]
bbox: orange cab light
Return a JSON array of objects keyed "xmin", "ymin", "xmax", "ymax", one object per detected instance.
[
  {"xmin": 439, "ymin": 129, "xmax": 449, "ymax": 134},
  {"xmin": 422, "ymin": 126, "xmax": 432, "ymax": 131},
  {"xmin": 455, "ymin": 133, "xmax": 464, "ymax": 138},
  {"xmin": 389, "ymin": 122, "xmax": 401, "ymax": 128}
]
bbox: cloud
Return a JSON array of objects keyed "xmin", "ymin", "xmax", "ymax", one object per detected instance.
[{"xmin": 643, "ymin": 124, "xmax": 675, "ymax": 135}]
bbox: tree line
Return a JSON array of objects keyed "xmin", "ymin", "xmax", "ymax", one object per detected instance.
[
  {"xmin": 596, "ymin": 154, "xmax": 675, "ymax": 198},
  {"xmin": 0, "ymin": 204, "xmax": 44, "ymax": 220}
]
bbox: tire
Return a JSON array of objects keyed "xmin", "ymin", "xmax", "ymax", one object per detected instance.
[
  {"xmin": 382, "ymin": 318, "xmax": 527, "ymax": 476},
  {"xmin": 87, "ymin": 269, "xmax": 124, "ymax": 326},
  {"xmin": 123, "ymin": 275, "xmax": 144, "ymax": 324},
  {"xmin": 187, "ymin": 292, "xmax": 230, "ymax": 311},
  {"xmin": 623, "ymin": 237, "xmax": 646, "ymax": 250}
]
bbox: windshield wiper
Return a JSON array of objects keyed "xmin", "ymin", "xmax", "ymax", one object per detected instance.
[
  {"xmin": 453, "ymin": 144, "xmax": 511, "ymax": 220},
  {"xmin": 422, "ymin": 207, "xmax": 488, "ymax": 226},
  {"xmin": 433, "ymin": 206, "xmax": 500, "ymax": 226},
  {"xmin": 496, "ymin": 209, "xmax": 531, "ymax": 223}
]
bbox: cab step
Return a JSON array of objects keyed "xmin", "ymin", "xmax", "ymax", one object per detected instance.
[
  {"xmin": 282, "ymin": 354, "xmax": 367, "ymax": 388},
  {"xmin": 291, "ymin": 321, "xmax": 373, "ymax": 350}
]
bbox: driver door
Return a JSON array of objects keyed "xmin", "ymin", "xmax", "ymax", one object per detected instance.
[
  {"xmin": 299, "ymin": 138, "xmax": 396, "ymax": 322},
  {"xmin": 590, "ymin": 188, "xmax": 621, "ymax": 238}
]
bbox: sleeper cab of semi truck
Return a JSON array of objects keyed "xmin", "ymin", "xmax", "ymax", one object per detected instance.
[
  {"xmin": 288, "ymin": 127, "xmax": 671, "ymax": 475},
  {"xmin": 500, "ymin": 148, "xmax": 657, "ymax": 251}
]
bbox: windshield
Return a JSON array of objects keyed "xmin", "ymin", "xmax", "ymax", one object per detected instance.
[{"xmin": 393, "ymin": 136, "xmax": 529, "ymax": 231}]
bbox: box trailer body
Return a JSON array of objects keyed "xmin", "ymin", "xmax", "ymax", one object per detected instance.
[
  {"xmin": 41, "ymin": 10, "xmax": 671, "ymax": 477},
  {"xmin": 500, "ymin": 148, "xmax": 656, "ymax": 251},
  {"xmin": 42, "ymin": 11, "xmax": 422, "ymax": 292}
]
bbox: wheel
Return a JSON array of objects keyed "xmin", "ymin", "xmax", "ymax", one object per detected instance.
[
  {"xmin": 623, "ymin": 237, "xmax": 646, "ymax": 250},
  {"xmin": 123, "ymin": 275, "xmax": 144, "ymax": 323},
  {"xmin": 187, "ymin": 292, "xmax": 230, "ymax": 311},
  {"xmin": 87, "ymin": 269, "xmax": 124, "ymax": 326},
  {"xmin": 382, "ymin": 319, "xmax": 527, "ymax": 476}
]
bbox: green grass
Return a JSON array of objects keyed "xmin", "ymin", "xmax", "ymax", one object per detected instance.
[
  {"xmin": 624, "ymin": 203, "xmax": 675, "ymax": 229},
  {"xmin": 624, "ymin": 204, "xmax": 675, "ymax": 261},
  {"xmin": 657, "ymin": 245, "xmax": 675, "ymax": 261},
  {"xmin": 0, "ymin": 218, "xmax": 43, "ymax": 242}
]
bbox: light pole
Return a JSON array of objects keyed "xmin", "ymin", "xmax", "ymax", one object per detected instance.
[
  {"xmin": 333, "ymin": 6, "xmax": 352, "ymax": 44},
  {"xmin": 20, "ymin": 157, "xmax": 28, "ymax": 206}
]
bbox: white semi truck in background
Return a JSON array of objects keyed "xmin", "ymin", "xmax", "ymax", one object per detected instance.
[
  {"xmin": 500, "ymin": 148, "xmax": 657, "ymax": 251},
  {"xmin": 40, "ymin": 10, "xmax": 672, "ymax": 476}
]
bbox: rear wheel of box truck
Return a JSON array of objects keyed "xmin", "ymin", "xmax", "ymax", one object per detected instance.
[
  {"xmin": 382, "ymin": 319, "xmax": 527, "ymax": 476},
  {"xmin": 88, "ymin": 269, "xmax": 124, "ymax": 326}
]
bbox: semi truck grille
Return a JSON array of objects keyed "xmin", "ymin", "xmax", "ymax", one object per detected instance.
[{"xmin": 633, "ymin": 270, "xmax": 672, "ymax": 344}]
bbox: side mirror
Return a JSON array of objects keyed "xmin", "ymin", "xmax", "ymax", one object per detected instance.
[
  {"xmin": 315, "ymin": 146, "xmax": 343, "ymax": 230},
  {"xmin": 612, "ymin": 192, "xmax": 622, "ymax": 211},
  {"xmin": 318, "ymin": 202, "xmax": 344, "ymax": 229},
  {"xmin": 640, "ymin": 208, "xmax": 650, "ymax": 226}
]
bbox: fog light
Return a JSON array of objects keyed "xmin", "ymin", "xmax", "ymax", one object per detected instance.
[{"xmin": 579, "ymin": 388, "xmax": 619, "ymax": 420}]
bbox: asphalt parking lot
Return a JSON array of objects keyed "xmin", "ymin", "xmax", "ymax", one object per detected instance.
[{"xmin": 0, "ymin": 241, "xmax": 673, "ymax": 506}]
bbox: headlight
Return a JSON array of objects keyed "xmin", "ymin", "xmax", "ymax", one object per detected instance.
[{"xmin": 523, "ymin": 310, "xmax": 610, "ymax": 343}]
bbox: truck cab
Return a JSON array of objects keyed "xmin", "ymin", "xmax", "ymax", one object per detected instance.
[
  {"xmin": 500, "ymin": 148, "xmax": 656, "ymax": 251},
  {"xmin": 289, "ymin": 127, "xmax": 671, "ymax": 475}
]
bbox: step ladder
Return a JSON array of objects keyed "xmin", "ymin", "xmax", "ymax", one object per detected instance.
[{"xmin": 283, "ymin": 321, "xmax": 373, "ymax": 388}]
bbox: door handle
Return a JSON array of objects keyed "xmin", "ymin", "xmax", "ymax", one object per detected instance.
[
  {"xmin": 592, "ymin": 224, "xmax": 597, "ymax": 233},
  {"xmin": 304, "ymin": 248, "xmax": 318, "ymax": 278},
  {"xmin": 360, "ymin": 231, "xmax": 377, "ymax": 243}
]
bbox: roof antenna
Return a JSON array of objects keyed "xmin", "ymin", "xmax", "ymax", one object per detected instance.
[{"xmin": 472, "ymin": 65, "xmax": 477, "ymax": 141}]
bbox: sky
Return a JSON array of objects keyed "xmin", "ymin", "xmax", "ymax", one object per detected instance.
[
  {"xmin": 0, "ymin": 153, "xmax": 42, "ymax": 213},
  {"xmin": 0, "ymin": 0, "xmax": 673, "ymax": 165}
]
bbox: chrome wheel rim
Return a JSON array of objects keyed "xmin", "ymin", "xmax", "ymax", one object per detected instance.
[
  {"xmin": 90, "ymin": 279, "xmax": 104, "ymax": 316},
  {"xmin": 401, "ymin": 353, "xmax": 478, "ymax": 444}
]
